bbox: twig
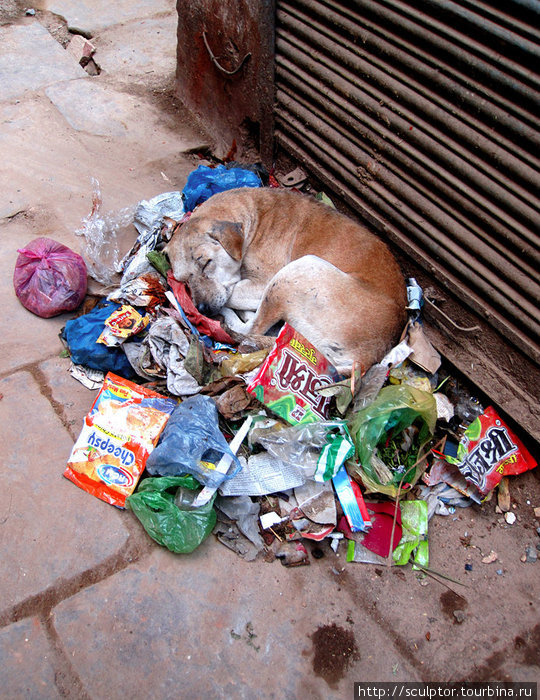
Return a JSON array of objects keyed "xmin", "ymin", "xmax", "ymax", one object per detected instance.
[
  {"xmin": 386, "ymin": 475, "xmax": 406, "ymax": 568},
  {"xmin": 385, "ymin": 437, "xmax": 446, "ymax": 568},
  {"xmin": 424, "ymin": 297, "xmax": 481, "ymax": 332},
  {"xmin": 434, "ymin": 375, "xmax": 451, "ymax": 392},
  {"xmin": 413, "ymin": 561, "xmax": 468, "ymax": 588},
  {"xmin": 269, "ymin": 526, "xmax": 283, "ymax": 542}
]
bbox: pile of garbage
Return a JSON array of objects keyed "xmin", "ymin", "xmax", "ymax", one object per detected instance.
[{"xmin": 14, "ymin": 162, "xmax": 538, "ymax": 570}]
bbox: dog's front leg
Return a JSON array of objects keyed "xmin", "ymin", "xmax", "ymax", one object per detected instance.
[
  {"xmin": 220, "ymin": 307, "xmax": 277, "ymax": 352},
  {"xmin": 219, "ymin": 307, "xmax": 253, "ymax": 334},
  {"xmin": 227, "ymin": 279, "xmax": 265, "ymax": 312}
]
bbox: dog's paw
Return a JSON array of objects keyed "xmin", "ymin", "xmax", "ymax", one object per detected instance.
[{"xmin": 220, "ymin": 307, "xmax": 250, "ymax": 335}]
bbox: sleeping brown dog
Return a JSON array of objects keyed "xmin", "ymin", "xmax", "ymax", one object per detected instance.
[{"xmin": 166, "ymin": 187, "xmax": 406, "ymax": 375}]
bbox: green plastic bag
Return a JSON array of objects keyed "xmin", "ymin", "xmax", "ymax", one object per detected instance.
[
  {"xmin": 127, "ymin": 476, "xmax": 217, "ymax": 554},
  {"xmin": 393, "ymin": 500, "xmax": 429, "ymax": 568},
  {"xmin": 348, "ymin": 384, "xmax": 437, "ymax": 497}
]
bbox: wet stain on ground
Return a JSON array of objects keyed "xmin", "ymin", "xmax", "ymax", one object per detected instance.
[
  {"xmin": 311, "ymin": 622, "xmax": 359, "ymax": 688},
  {"xmin": 464, "ymin": 624, "xmax": 540, "ymax": 681},
  {"xmin": 514, "ymin": 624, "xmax": 540, "ymax": 666},
  {"xmin": 439, "ymin": 589, "xmax": 468, "ymax": 622}
]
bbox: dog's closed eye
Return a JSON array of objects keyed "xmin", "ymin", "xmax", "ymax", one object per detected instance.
[{"xmin": 197, "ymin": 257, "xmax": 214, "ymax": 275}]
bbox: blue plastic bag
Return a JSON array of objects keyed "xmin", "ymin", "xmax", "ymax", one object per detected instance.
[
  {"xmin": 62, "ymin": 301, "xmax": 136, "ymax": 377},
  {"xmin": 145, "ymin": 394, "xmax": 242, "ymax": 489},
  {"xmin": 182, "ymin": 164, "xmax": 262, "ymax": 212}
]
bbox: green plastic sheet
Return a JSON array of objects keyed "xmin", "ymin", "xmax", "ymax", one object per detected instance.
[
  {"xmin": 393, "ymin": 500, "xmax": 429, "ymax": 568},
  {"xmin": 348, "ymin": 384, "xmax": 437, "ymax": 497},
  {"xmin": 127, "ymin": 475, "xmax": 217, "ymax": 554}
]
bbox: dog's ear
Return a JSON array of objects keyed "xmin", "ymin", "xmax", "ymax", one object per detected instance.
[{"xmin": 209, "ymin": 221, "xmax": 244, "ymax": 261}]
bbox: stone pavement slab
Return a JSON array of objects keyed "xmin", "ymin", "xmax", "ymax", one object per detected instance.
[
  {"xmin": 0, "ymin": 87, "xmax": 204, "ymax": 227},
  {"xmin": 0, "ymin": 23, "xmax": 87, "ymax": 102},
  {"xmin": 95, "ymin": 17, "xmax": 177, "ymax": 86},
  {"xmin": 0, "ymin": 371, "xmax": 130, "ymax": 611},
  {"xmin": 44, "ymin": 76, "xmax": 208, "ymax": 163},
  {"xmin": 38, "ymin": 356, "xmax": 101, "ymax": 442},
  {"xmin": 46, "ymin": 79, "xmax": 136, "ymax": 138},
  {"xmin": 52, "ymin": 543, "xmax": 420, "ymax": 699},
  {"xmin": 45, "ymin": 0, "xmax": 175, "ymax": 35},
  {"xmin": 0, "ymin": 617, "xmax": 60, "ymax": 699},
  {"xmin": 0, "ymin": 96, "xmax": 98, "ymax": 224},
  {"xmin": 46, "ymin": 79, "xmax": 177, "ymax": 141},
  {"xmin": 329, "ymin": 504, "xmax": 540, "ymax": 682}
]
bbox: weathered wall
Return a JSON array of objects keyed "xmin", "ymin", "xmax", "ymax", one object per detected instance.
[{"xmin": 176, "ymin": 0, "xmax": 275, "ymax": 163}]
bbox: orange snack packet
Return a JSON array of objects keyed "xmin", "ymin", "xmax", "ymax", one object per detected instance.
[{"xmin": 64, "ymin": 373, "xmax": 177, "ymax": 507}]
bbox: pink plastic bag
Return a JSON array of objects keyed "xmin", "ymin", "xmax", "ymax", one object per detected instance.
[{"xmin": 13, "ymin": 237, "xmax": 87, "ymax": 318}]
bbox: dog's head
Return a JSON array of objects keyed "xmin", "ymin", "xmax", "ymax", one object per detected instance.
[{"xmin": 166, "ymin": 215, "xmax": 244, "ymax": 315}]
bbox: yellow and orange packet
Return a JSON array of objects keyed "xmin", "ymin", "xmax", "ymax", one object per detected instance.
[{"xmin": 64, "ymin": 373, "xmax": 177, "ymax": 507}]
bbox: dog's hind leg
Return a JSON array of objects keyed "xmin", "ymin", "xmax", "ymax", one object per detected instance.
[{"xmin": 247, "ymin": 255, "xmax": 405, "ymax": 374}]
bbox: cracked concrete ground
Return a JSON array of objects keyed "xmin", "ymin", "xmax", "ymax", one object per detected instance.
[{"xmin": 1, "ymin": 1, "xmax": 539, "ymax": 697}]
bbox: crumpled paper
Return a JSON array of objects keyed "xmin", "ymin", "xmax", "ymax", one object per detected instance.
[{"xmin": 124, "ymin": 315, "xmax": 200, "ymax": 396}]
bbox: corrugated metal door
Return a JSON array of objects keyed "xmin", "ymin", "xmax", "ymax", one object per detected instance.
[{"xmin": 274, "ymin": 0, "xmax": 540, "ymax": 370}]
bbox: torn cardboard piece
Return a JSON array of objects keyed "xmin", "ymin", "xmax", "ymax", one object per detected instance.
[{"xmin": 407, "ymin": 321, "xmax": 441, "ymax": 374}]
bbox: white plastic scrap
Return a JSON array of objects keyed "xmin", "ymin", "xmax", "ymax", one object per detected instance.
[
  {"xmin": 434, "ymin": 392, "xmax": 455, "ymax": 422},
  {"xmin": 69, "ymin": 364, "xmax": 105, "ymax": 390},
  {"xmin": 76, "ymin": 178, "xmax": 136, "ymax": 286},
  {"xmin": 192, "ymin": 415, "xmax": 253, "ymax": 507},
  {"xmin": 260, "ymin": 512, "xmax": 285, "ymax": 530},
  {"xmin": 219, "ymin": 452, "xmax": 306, "ymax": 497}
]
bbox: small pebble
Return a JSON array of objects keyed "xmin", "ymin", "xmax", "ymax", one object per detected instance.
[
  {"xmin": 525, "ymin": 545, "xmax": 538, "ymax": 563},
  {"xmin": 505, "ymin": 512, "xmax": 516, "ymax": 525},
  {"xmin": 482, "ymin": 550, "xmax": 498, "ymax": 564},
  {"xmin": 536, "ymin": 527, "xmax": 540, "ymax": 537},
  {"xmin": 496, "ymin": 569, "xmax": 504, "ymax": 576},
  {"xmin": 25, "ymin": 8, "xmax": 36, "ymax": 15},
  {"xmin": 453, "ymin": 610, "xmax": 466, "ymax": 624},
  {"xmin": 465, "ymin": 563, "xmax": 473, "ymax": 571}
]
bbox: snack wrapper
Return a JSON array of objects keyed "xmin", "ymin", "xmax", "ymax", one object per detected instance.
[
  {"xmin": 97, "ymin": 304, "xmax": 149, "ymax": 346},
  {"xmin": 446, "ymin": 406, "xmax": 537, "ymax": 495},
  {"xmin": 247, "ymin": 324, "xmax": 342, "ymax": 425},
  {"xmin": 332, "ymin": 466, "xmax": 371, "ymax": 532},
  {"xmin": 64, "ymin": 373, "xmax": 177, "ymax": 507}
]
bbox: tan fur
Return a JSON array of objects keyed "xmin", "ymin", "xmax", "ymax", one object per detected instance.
[{"xmin": 166, "ymin": 187, "xmax": 407, "ymax": 374}]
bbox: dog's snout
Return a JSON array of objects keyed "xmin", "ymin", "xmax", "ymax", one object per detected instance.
[{"xmin": 197, "ymin": 302, "xmax": 212, "ymax": 316}]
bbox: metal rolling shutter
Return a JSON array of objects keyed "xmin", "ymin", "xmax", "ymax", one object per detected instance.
[{"xmin": 274, "ymin": 0, "xmax": 540, "ymax": 367}]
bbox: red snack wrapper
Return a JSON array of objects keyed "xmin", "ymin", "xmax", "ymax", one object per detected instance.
[
  {"xmin": 64, "ymin": 373, "xmax": 177, "ymax": 507},
  {"xmin": 167, "ymin": 271, "xmax": 235, "ymax": 344},
  {"xmin": 446, "ymin": 406, "xmax": 537, "ymax": 495},
  {"xmin": 247, "ymin": 323, "xmax": 342, "ymax": 424}
]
